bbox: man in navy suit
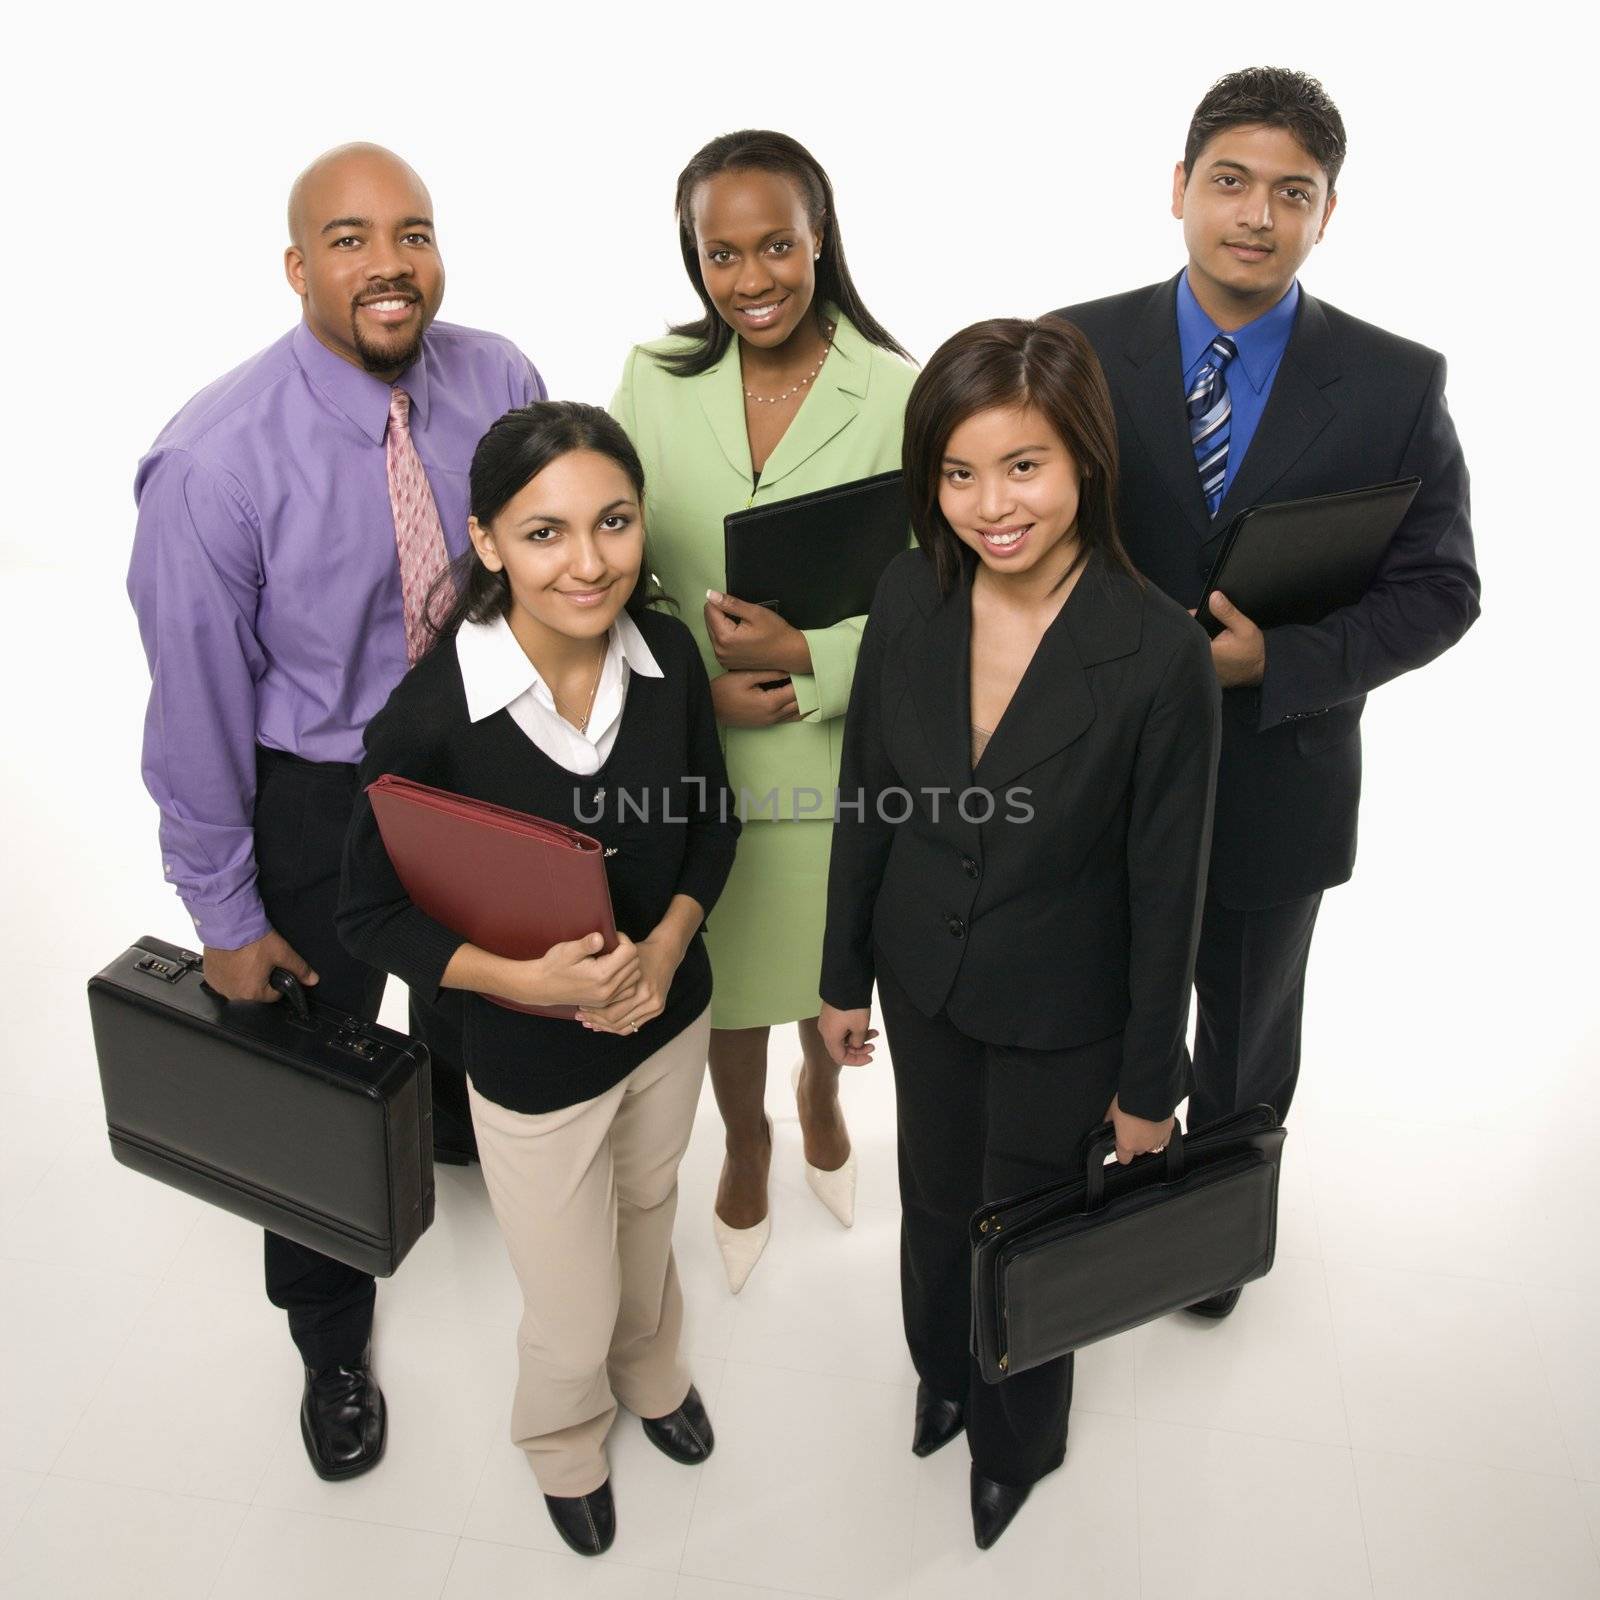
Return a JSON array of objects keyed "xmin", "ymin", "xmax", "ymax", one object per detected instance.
[{"xmin": 1055, "ymin": 68, "xmax": 1480, "ymax": 1315}]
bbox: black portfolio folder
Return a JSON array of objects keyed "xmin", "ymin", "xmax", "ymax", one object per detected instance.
[
  {"xmin": 87, "ymin": 937, "xmax": 434, "ymax": 1276},
  {"xmin": 1197, "ymin": 478, "xmax": 1421, "ymax": 638},
  {"xmin": 723, "ymin": 470, "xmax": 910, "ymax": 630}
]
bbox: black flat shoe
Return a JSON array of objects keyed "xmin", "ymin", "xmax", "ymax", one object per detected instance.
[
  {"xmin": 431, "ymin": 1142, "xmax": 477, "ymax": 1167},
  {"xmin": 911, "ymin": 1381, "xmax": 965, "ymax": 1458},
  {"xmin": 544, "ymin": 1479, "xmax": 616, "ymax": 1556},
  {"xmin": 971, "ymin": 1466, "xmax": 1032, "ymax": 1549},
  {"xmin": 641, "ymin": 1384, "xmax": 714, "ymax": 1464},
  {"xmin": 300, "ymin": 1349, "xmax": 386, "ymax": 1480},
  {"xmin": 1187, "ymin": 1285, "xmax": 1244, "ymax": 1319}
]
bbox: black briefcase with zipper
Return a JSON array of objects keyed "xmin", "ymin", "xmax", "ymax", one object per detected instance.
[
  {"xmin": 970, "ymin": 1105, "xmax": 1285, "ymax": 1382},
  {"xmin": 87, "ymin": 935, "xmax": 434, "ymax": 1277}
]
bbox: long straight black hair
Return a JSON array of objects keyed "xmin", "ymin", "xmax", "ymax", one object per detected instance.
[
  {"xmin": 424, "ymin": 401, "xmax": 670, "ymax": 645},
  {"xmin": 656, "ymin": 129, "xmax": 909, "ymax": 378}
]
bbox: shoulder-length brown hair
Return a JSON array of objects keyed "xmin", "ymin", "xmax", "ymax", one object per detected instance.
[{"xmin": 902, "ymin": 316, "xmax": 1137, "ymax": 594}]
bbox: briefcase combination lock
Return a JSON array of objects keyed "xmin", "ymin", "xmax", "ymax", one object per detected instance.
[{"xmin": 135, "ymin": 950, "xmax": 194, "ymax": 984}]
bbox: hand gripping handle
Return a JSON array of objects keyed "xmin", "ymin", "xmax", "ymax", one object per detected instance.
[
  {"xmin": 267, "ymin": 966, "xmax": 313, "ymax": 1024},
  {"xmin": 1083, "ymin": 1122, "xmax": 1185, "ymax": 1211}
]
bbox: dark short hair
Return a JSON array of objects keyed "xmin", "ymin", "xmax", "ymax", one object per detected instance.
[
  {"xmin": 425, "ymin": 401, "xmax": 668, "ymax": 644},
  {"xmin": 902, "ymin": 317, "xmax": 1137, "ymax": 596},
  {"xmin": 1183, "ymin": 67, "xmax": 1347, "ymax": 191},
  {"xmin": 657, "ymin": 128, "xmax": 909, "ymax": 378}
]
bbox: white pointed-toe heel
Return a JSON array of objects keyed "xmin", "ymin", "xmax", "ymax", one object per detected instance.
[
  {"xmin": 791, "ymin": 1062, "xmax": 858, "ymax": 1230},
  {"xmin": 713, "ymin": 1114, "xmax": 773, "ymax": 1295}
]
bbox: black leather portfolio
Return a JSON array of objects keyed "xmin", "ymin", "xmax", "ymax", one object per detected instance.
[
  {"xmin": 1197, "ymin": 478, "xmax": 1421, "ymax": 637},
  {"xmin": 970, "ymin": 1106, "xmax": 1285, "ymax": 1382},
  {"xmin": 87, "ymin": 936, "xmax": 434, "ymax": 1277},
  {"xmin": 723, "ymin": 470, "xmax": 910, "ymax": 630}
]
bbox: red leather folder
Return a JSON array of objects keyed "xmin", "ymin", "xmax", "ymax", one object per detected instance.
[{"xmin": 366, "ymin": 774, "xmax": 617, "ymax": 1019}]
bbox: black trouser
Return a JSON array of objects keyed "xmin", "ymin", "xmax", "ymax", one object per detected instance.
[
  {"xmin": 877, "ymin": 961, "xmax": 1122, "ymax": 1488},
  {"xmin": 252, "ymin": 747, "xmax": 477, "ymax": 1366},
  {"xmin": 1188, "ymin": 888, "xmax": 1323, "ymax": 1131}
]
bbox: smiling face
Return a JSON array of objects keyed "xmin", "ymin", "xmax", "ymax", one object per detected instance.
[
  {"xmin": 939, "ymin": 404, "xmax": 1082, "ymax": 583},
  {"xmin": 285, "ymin": 146, "xmax": 445, "ymax": 379},
  {"xmin": 1172, "ymin": 122, "xmax": 1337, "ymax": 325},
  {"xmin": 467, "ymin": 449, "xmax": 644, "ymax": 653},
  {"xmin": 690, "ymin": 167, "xmax": 824, "ymax": 351}
]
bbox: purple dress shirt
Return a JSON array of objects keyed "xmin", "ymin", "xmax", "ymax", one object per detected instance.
[{"xmin": 128, "ymin": 318, "xmax": 545, "ymax": 949}]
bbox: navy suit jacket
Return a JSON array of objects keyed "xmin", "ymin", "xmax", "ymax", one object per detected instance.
[{"xmin": 1054, "ymin": 276, "xmax": 1481, "ymax": 909}]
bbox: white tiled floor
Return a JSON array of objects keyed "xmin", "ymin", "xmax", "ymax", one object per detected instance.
[{"xmin": 3, "ymin": 569, "xmax": 1598, "ymax": 1597}]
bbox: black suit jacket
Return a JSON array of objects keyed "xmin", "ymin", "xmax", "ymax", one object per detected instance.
[
  {"xmin": 820, "ymin": 548, "xmax": 1220, "ymax": 1120},
  {"xmin": 1053, "ymin": 277, "xmax": 1481, "ymax": 909}
]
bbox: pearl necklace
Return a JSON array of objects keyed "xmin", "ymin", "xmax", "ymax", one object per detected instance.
[{"xmin": 743, "ymin": 321, "xmax": 836, "ymax": 405}]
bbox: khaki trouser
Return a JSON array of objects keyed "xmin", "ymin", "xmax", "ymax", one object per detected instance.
[{"xmin": 467, "ymin": 1007, "xmax": 710, "ymax": 1496}]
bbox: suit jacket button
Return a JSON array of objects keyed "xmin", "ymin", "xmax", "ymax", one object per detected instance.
[
  {"xmin": 947, "ymin": 916, "xmax": 965, "ymax": 937},
  {"xmin": 962, "ymin": 857, "xmax": 979, "ymax": 879}
]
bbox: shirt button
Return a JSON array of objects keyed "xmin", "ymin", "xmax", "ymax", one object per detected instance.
[
  {"xmin": 947, "ymin": 916, "xmax": 965, "ymax": 938},
  {"xmin": 961, "ymin": 856, "xmax": 979, "ymax": 879}
]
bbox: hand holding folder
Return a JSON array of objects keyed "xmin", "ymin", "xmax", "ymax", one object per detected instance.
[
  {"xmin": 1196, "ymin": 478, "xmax": 1421, "ymax": 638},
  {"xmin": 366, "ymin": 775, "xmax": 618, "ymax": 1020}
]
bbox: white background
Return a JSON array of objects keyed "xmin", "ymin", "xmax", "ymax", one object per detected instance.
[
  {"xmin": 3, "ymin": 0, "xmax": 1591, "ymax": 1121},
  {"xmin": 2, "ymin": 3, "xmax": 1597, "ymax": 1596},
  {"xmin": 6, "ymin": 0, "xmax": 1593, "ymax": 1056}
]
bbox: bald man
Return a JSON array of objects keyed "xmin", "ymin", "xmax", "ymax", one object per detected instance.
[{"xmin": 128, "ymin": 144, "xmax": 545, "ymax": 1479}]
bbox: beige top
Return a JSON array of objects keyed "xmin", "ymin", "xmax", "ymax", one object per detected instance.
[{"xmin": 971, "ymin": 725, "xmax": 993, "ymax": 767}]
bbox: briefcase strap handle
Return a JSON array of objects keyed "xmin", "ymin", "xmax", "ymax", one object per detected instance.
[
  {"xmin": 1083, "ymin": 1123, "xmax": 1186, "ymax": 1211},
  {"xmin": 268, "ymin": 967, "xmax": 313, "ymax": 1024}
]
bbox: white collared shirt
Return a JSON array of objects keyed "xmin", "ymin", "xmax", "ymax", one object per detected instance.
[{"xmin": 455, "ymin": 609, "xmax": 664, "ymax": 775}]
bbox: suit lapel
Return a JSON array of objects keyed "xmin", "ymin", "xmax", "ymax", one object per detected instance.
[
  {"xmin": 907, "ymin": 574, "xmax": 976, "ymax": 796},
  {"xmin": 1211, "ymin": 290, "xmax": 1339, "ymax": 529},
  {"xmin": 754, "ymin": 312, "xmax": 869, "ymax": 494},
  {"xmin": 695, "ymin": 343, "xmax": 754, "ymax": 485},
  {"xmin": 975, "ymin": 558, "xmax": 1142, "ymax": 790},
  {"xmin": 1118, "ymin": 276, "xmax": 1212, "ymax": 541},
  {"xmin": 692, "ymin": 311, "xmax": 872, "ymax": 494},
  {"xmin": 973, "ymin": 608, "xmax": 1097, "ymax": 791}
]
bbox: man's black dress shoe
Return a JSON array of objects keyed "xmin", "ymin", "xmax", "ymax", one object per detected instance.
[
  {"xmin": 970, "ymin": 1466, "xmax": 1032, "ymax": 1549},
  {"xmin": 1187, "ymin": 1285, "xmax": 1244, "ymax": 1319},
  {"xmin": 544, "ymin": 1479, "xmax": 616, "ymax": 1556},
  {"xmin": 432, "ymin": 1142, "xmax": 477, "ymax": 1167},
  {"xmin": 911, "ymin": 1381, "xmax": 965, "ymax": 1457},
  {"xmin": 641, "ymin": 1385, "xmax": 715, "ymax": 1464},
  {"xmin": 300, "ymin": 1351, "xmax": 386, "ymax": 1480}
]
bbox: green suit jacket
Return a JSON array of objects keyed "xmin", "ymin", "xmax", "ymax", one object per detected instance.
[{"xmin": 610, "ymin": 312, "xmax": 916, "ymax": 814}]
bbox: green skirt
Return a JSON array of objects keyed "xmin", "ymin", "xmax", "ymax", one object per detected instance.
[{"xmin": 703, "ymin": 817, "xmax": 831, "ymax": 1030}]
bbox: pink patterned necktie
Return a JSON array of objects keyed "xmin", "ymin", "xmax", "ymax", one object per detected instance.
[{"xmin": 386, "ymin": 386, "xmax": 453, "ymax": 664}]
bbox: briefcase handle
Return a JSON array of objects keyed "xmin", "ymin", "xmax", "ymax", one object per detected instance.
[
  {"xmin": 1083, "ymin": 1123, "xmax": 1185, "ymax": 1212},
  {"xmin": 267, "ymin": 967, "xmax": 313, "ymax": 1023},
  {"xmin": 196, "ymin": 965, "xmax": 314, "ymax": 1024}
]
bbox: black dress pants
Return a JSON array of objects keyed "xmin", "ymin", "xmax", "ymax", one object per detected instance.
[
  {"xmin": 877, "ymin": 961, "xmax": 1123, "ymax": 1487},
  {"xmin": 1188, "ymin": 887, "xmax": 1323, "ymax": 1131},
  {"xmin": 253, "ymin": 747, "xmax": 477, "ymax": 1365},
  {"xmin": 253, "ymin": 748, "xmax": 383, "ymax": 1370}
]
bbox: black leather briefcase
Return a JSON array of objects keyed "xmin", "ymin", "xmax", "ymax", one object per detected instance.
[
  {"xmin": 970, "ymin": 1106, "xmax": 1285, "ymax": 1382},
  {"xmin": 87, "ymin": 936, "xmax": 434, "ymax": 1277}
]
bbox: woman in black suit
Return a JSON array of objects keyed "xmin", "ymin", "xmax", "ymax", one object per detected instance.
[{"xmin": 818, "ymin": 317, "xmax": 1221, "ymax": 1549}]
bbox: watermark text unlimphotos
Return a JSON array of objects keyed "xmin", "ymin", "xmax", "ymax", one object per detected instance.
[{"xmin": 573, "ymin": 782, "xmax": 1036, "ymax": 826}]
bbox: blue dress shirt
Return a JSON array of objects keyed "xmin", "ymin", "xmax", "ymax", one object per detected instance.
[{"xmin": 1177, "ymin": 272, "xmax": 1300, "ymax": 502}]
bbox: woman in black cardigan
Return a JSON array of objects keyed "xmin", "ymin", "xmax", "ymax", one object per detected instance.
[
  {"xmin": 338, "ymin": 403, "xmax": 738, "ymax": 1558},
  {"xmin": 819, "ymin": 319, "xmax": 1221, "ymax": 1549}
]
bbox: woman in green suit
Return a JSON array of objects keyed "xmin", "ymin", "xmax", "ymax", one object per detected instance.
[{"xmin": 611, "ymin": 129, "xmax": 915, "ymax": 1291}]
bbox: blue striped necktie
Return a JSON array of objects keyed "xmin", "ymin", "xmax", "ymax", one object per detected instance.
[{"xmin": 1187, "ymin": 333, "xmax": 1239, "ymax": 517}]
